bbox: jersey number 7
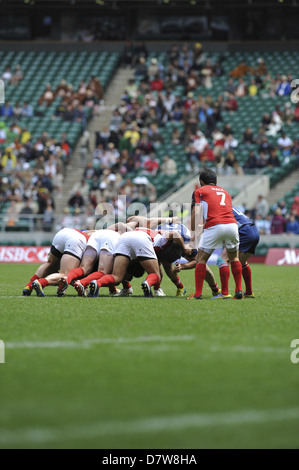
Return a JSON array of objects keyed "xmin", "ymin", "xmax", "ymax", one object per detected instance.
[{"xmin": 216, "ymin": 191, "xmax": 226, "ymax": 206}]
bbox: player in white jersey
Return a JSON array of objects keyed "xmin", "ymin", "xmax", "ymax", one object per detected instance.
[
  {"xmin": 88, "ymin": 226, "xmax": 191, "ymax": 297},
  {"xmin": 59, "ymin": 229, "xmax": 121, "ymax": 297},
  {"xmin": 25, "ymin": 228, "xmax": 93, "ymax": 297},
  {"xmin": 87, "ymin": 230, "xmax": 160, "ymax": 298}
]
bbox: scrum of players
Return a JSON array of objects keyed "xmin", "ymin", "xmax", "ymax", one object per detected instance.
[{"xmin": 22, "ymin": 169, "xmax": 259, "ymax": 300}]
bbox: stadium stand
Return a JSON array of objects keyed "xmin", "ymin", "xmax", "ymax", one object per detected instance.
[
  {"xmin": 72, "ymin": 47, "xmax": 298, "ymax": 221},
  {"xmin": 0, "ymin": 50, "xmax": 121, "ymax": 232},
  {"xmin": 1, "ymin": 45, "xmax": 299, "ymax": 241}
]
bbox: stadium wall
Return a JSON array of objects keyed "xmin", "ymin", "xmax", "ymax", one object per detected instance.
[
  {"xmin": 0, "ymin": 232, "xmax": 298, "ymax": 251},
  {"xmin": 1, "ymin": 40, "xmax": 299, "ymax": 53},
  {"xmin": 1, "ymin": 244, "xmax": 299, "ymax": 265},
  {"xmin": 233, "ymin": 176, "xmax": 270, "ymax": 208},
  {"xmin": 151, "ymin": 174, "xmax": 267, "ymax": 213}
]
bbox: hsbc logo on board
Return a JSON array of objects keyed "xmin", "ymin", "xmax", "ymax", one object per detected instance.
[
  {"xmin": 0, "ymin": 246, "xmax": 50, "ymax": 263},
  {"xmin": 266, "ymin": 248, "xmax": 299, "ymax": 266},
  {"xmin": 36, "ymin": 247, "xmax": 50, "ymax": 262}
]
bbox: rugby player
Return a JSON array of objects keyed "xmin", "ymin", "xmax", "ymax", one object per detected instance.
[
  {"xmin": 214, "ymin": 206, "xmax": 260, "ymax": 298},
  {"xmin": 25, "ymin": 228, "xmax": 93, "ymax": 297},
  {"xmin": 127, "ymin": 216, "xmax": 220, "ymax": 297},
  {"xmin": 58, "ymin": 229, "xmax": 121, "ymax": 297},
  {"xmin": 87, "ymin": 227, "xmax": 190, "ymax": 298},
  {"xmin": 189, "ymin": 168, "xmax": 243, "ymax": 300}
]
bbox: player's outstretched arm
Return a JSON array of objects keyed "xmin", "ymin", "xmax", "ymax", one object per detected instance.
[
  {"xmin": 107, "ymin": 222, "xmax": 134, "ymax": 233},
  {"xmin": 127, "ymin": 216, "xmax": 181, "ymax": 229},
  {"xmin": 126, "ymin": 216, "xmax": 148, "ymax": 227},
  {"xmin": 174, "ymin": 260, "xmax": 197, "ymax": 272}
]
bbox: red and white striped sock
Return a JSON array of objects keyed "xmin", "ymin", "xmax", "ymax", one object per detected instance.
[{"xmin": 173, "ymin": 276, "xmax": 184, "ymax": 289}]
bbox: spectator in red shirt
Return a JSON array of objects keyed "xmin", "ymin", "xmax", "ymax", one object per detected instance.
[
  {"xmin": 200, "ymin": 145, "xmax": 215, "ymax": 162},
  {"xmin": 184, "ymin": 92, "xmax": 196, "ymax": 110},
  {"xmin": 224, "ymin": 93, "xmax": 238, "ymax": 112},
  {"xmin": 291, "ymin": 196, "xmax": 299, "ymax": 217},
  {"xmin": 270, "ymin": 208, "xmax": 286, "ymax": 234},
  {"xmin": 143, "ymin": 153, "xmax": 160, "ymax": 175},
  {"xmin": 150, "ymin": 75, "xmax": 163, "ymax": 92},
  {"xmin": 294, "ymin": 104, "xmax": 299, "ymax": 122}
]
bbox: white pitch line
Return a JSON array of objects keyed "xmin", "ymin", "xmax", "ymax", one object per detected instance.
[
  {"xmin": 210, "ymin": 345, "xmax": 289, "ymax": 354},
  {"xmin": 0, "ymin": 407, "xmax": 298, "ymax": 446},
  {"xmin": 4, "ymin": 338, "xmax": 289, "ymax": 354},
  {"xmin": 5, "ymin": 335, "xmax": 195, "ymax": 350},
  {"xmin": 1, "ymin": 296, "xmax": 32, "ymax": 299}
]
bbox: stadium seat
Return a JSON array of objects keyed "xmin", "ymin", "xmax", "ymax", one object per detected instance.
[{"xmin": 0, "ymin": 50, "xmax": 121, "ymax": 155}]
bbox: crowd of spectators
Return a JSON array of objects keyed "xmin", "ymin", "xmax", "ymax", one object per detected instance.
[
  {"xmin": 0, "ymin": 76, "xmax": 103, "ymax": 128},
  {"xmin": 66, "ymin": 43, "xmax": 298, "ymax": 216},
  {"xmin": 0, "ymin": 121, "xmax": 72, "ymax": 231},
  {"xmin": 0, "ymin": 61, "xmax": 104, "ymax": 231},
  {"xmin": 1, "ymin": 65, "xmax": 23, "ymax": 86},
  {"xmin": 0, "ymin": 101, "xmax": 34, "ymax": 119},
  {"xmin": 44, "ymin": 77, "xmax": 103, "ymax": 126},
  {"xmin": 238, "ymin": 194, "xmax": 299, "ymax": 236},
  {"xmin": 1, "ymin": 43, "xmax": 299, "ymax": 234},
  {"xmin": 242, "ymin": 132, "xmax": 299, "ymax": 172}
]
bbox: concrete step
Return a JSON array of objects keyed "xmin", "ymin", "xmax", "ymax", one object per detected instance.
[
  {"xmin": 267, "ymin": 168, "xmax": 299, "ymax": 206},
  {"xmin": 54, "ymin": 66, "xmax": 133, "ymax": 214}
]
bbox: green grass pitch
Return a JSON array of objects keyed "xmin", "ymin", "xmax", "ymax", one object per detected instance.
[{"xmin": 0, "ymin": 263, "xmax": 298, "ymax": 449}]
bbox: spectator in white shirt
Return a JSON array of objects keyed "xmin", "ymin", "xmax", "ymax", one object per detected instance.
[
  {"xmin": 193, "ymin": 131, "xmax": 208, "ymax": 153},
  {"xmin": 161, "ymin": 90, "xmax": 176, "ymax": 113},
  {"xmin": 277, "ymin": 132, "xmax": 293, "ymax": 157},
  {"xmin": 2, "ymin": 66, "xmax": 12, "ymax": 84}
]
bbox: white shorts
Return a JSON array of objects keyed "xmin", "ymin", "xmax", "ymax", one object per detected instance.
[
  {"xmin": 114, "ymin": 231, "xmax": 157, "ymax": 261},
  {"xmin": 87, "ymin": 230, "xmax": 120, "ymax": 255},
  {"xmin": 51, "ymin": 228, "xmax": 87, "ymax": 261},
  {"xmin": 199, "ymin": 223, "xmax": 239, "ymax": 254}
]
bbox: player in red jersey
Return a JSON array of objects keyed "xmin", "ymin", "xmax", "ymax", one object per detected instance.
[
  {"xmin": 25, "ymin": 228, "xmax": 94, "ymax": 297},
  {"xmin": 189, "ymin": 169, "xmax": 243, "ymax": 300}
]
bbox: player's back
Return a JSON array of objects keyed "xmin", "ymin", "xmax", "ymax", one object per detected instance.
[
  {"xmin": 55, "ymin": 227, "xmax": 86, "ymax": 244},
  {"xmin": 135, "ymin": 227, "xmax": 160, "ymax": 242},
  {"xmin": 232, "ymin": 207, "xmax": 253, "ymax": 227},
  {"xmin": 90, "ymin": 229, "xmax": 120, "ymax": 243},
  {"xmin": 193, "ymin": 185, "xmax": 235, "ymax": 229},
  {"xmin": 157, "ymin": 223, "xmax": 191, "ymax": 242}
]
